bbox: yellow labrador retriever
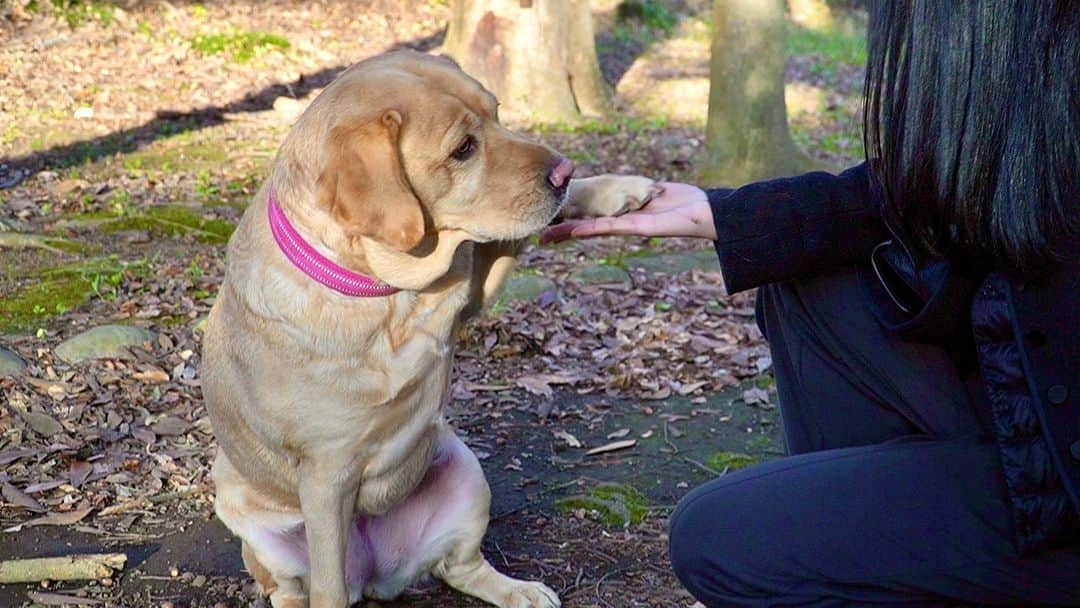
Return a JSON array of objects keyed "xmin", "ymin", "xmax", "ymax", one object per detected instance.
[{"xmin": 202, "ymin": 50, "xmax": 658, "ymax": 608}]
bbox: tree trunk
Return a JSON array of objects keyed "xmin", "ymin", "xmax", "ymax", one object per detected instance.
[
  {"xmin": 700, "ymin": 0, "xmax": 808, "ymax": 185},
  {"xmin": 443, "ymin": 0, "xmax": 610, "ymax": 123}
]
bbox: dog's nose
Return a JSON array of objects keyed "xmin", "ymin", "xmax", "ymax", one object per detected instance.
[{"xmin": 547, "ymin": 157, "xmax": 574, "ymax": 191}]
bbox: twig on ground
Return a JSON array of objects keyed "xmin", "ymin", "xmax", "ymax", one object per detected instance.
[{"xmin": 0, "ymin": 553, "xmax": 127, "ymax": 584}]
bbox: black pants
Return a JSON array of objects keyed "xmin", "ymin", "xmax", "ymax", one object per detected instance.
[{"xmin": 668, "ymin": 269, "xmax": 1080, "ymax": 607}]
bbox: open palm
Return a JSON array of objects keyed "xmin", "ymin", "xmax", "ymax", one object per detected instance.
[{"xmin": 541, "ymin": 182, "xmax": 715, "ymax": 243}]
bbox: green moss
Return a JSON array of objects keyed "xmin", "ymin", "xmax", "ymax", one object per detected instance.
[
  {"xmin": 745, "ymin": 435, "xmax": 776, "ymax": 453},
  {"xmin": 157, "ymin": 314, "xmax": 192, "ymax": 328},
  {"xmin": 556, "ymin": 483, "xmax": 649, "ymax": 527},
  {"xmin": 118, "ymin": 140, "xmax": 228, "ymax": 177},
  {"xmin": 0, "ymin": 233, "xmax": 95, "ymax": 255},
  {"xmin": 99, "ymin": 206, "xmax": 235, "ymax": 243},
  {"xmin": 44, "ymin": 237, "xmax": 93, "ymax": 254},
  {"xmin": 190, "ymin": 29, "xmax": 290, "ymax": 63},
  {"xmin": 0, "ymin": 258, "xmax": 128, "ymax": 333},
  {"xmin": 707, "ymin": 451, "xmax": 758, "ymax": 472},
  {"xmin": 36, "ymin": 0, "xmax": 117, "ymax": 29},
  {"xmin": 753, "ymin": 375, "xmax": 777, "ymax": 389}
]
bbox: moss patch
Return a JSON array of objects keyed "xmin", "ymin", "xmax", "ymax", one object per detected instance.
[
  {"xmin": 556, "ymin": 483, "xmax": 650, "ymax": 527},
  {"xmin": 99, "ymin": 206, "xmax": 235, "ymax": 243},
  {"xmin": 0, "ymin": 233, "xmax": 96, "ymax": 255},
  {"xmin": 0, "ymin": 258, "xmax": 129, "ymax": 333},
  {"xmin": 707, "ymin": 451, "xmax": 759, "ymax": 472},
  {"xmin": 119, "ymin": 140, "xmax": 228, "ymax": 176},
  {"xmin": 190, "ymin": 30, "xmax": 290, "ymax": 62}
]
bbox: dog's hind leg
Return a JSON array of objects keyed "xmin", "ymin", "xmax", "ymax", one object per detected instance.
[
  {"xmin": 427, "ymin": 437, "xmax": 560, "ymax": 608},
  {"xmin": 242, "ymin": 542, "xmax": 308, "ymax": 608},
  {"xmin": 361, "ymin": 431, "xmax": 559, "ymax": 608},
  {"xmin": 242, "ymin": 541, "xmax": 277, "ymax": 596}
]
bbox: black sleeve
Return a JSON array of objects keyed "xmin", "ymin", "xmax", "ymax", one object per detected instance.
[{"xmin": 706, "ymin": 163, "xmax": 887, "ymax": 293}]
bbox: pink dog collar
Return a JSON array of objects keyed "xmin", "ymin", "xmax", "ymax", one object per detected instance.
[{"xmin": 267, "ymin": 188, "xmax": 400, "ymax": 297}]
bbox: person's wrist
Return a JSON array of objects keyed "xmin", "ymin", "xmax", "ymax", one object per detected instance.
[{"xmin": 690, "ymin": 191, "xmax": 716, "ymax": 239}]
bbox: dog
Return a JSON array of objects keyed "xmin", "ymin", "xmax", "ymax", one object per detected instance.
[{"xmin": 201, "ymin": 50, "xmax": 660, "ymax": 608}]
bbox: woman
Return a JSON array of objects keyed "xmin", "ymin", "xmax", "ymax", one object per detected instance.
[{"xmin": 544, "ymin": 2, "xmax": 1079, "ymax": 606}]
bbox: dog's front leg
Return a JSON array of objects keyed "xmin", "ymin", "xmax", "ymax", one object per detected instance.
[
  {"xmin": 299, "ymin": 461, "xmax": 358, "ymax": 608},
  {"xmin": 460, "ymin": 240, "xmax": 526, "ymax": 321},
  {"xmin": 560, "ymin": 175, "xmax": 663, "ymax": 219}
]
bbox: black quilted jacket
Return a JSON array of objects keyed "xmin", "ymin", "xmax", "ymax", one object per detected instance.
[{"xmin": 706, "ymin": 163, "xmax": 1080, "ymax": 554}]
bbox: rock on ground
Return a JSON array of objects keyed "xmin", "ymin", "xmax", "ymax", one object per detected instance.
[
  {"xmin": 0, "ymin": 346, "xmax": 27, "ymax": 376},
  {"xmin": 501, "ymin": 274, "xmax": 557, "ymax": 302},
  {"xmin": 567, "ymin": 263, "xmax": 633, "ymax": 285},
  {"xmin": 54, "ymin": 325, "xmax": 156, "ymax": 364}
]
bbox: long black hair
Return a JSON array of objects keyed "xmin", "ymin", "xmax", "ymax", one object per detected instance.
[{"xmin": 863, "ymin": 1, "xmax": 1079, "ymax": 276}]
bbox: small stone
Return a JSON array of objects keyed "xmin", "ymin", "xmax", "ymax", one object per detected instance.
[
  {"xmin": 0, "ymin": 347, "xmax": 27, "ymax": 377},
  {"xmin": 22, "ymin": 410, "xmax": 64, "ymax": 436},
  {"xmin": 169, "ymin": 567, "xmax": 179, "ymax": 577},
  {"xmin": 567, "ymin": 264, "xmax": 632, "ymax": 285},
  {"xmin": 152, "ymin": 416, "xmax": 189, "ymax": 436},
  {"xmin": 192, "ymin": 574, "xmax": 207, "ymax": 587},
  {"xmin": 500, "ymin": 274, "xmax": 556, "ymax": 303},
  {"xmin": 625, "ymin": 251, "xmax": 720, "ymax": 275},
  {"xmin": 54, "ymin": 325, "xmax": 156, "ymax": 364}
]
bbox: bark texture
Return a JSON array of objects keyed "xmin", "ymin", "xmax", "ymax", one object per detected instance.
[
  {"xmin": 443, "ymin": 0, "xmax": 610, "ymax": 123},
  {"xmin": 701, "ymin": 0, "xmax": 808, "ymax": 185}
]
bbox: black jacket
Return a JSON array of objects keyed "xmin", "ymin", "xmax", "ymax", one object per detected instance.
[{"xmin": 707, "ymin": 163, "xmax": 1080, "ymax": 554}]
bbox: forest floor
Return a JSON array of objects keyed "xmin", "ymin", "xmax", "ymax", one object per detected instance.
[{"xmin": 0, "ymin": 1, "xmax": 865, "ymax": 606}]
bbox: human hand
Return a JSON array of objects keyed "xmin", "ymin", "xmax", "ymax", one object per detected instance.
[{"xmin": 541, "ymin": 182, "xmax": 714, "ymax": 243}]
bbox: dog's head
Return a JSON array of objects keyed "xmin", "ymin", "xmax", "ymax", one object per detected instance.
[{"xmin": 300, "ymin": 50, "xmax": 571, "ymax": 252}]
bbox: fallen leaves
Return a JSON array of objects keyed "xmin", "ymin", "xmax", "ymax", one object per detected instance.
[
  {"xmin": 150, "ymin": 416, "xmax": 189, "ymax": 436},
  {"xmin": 131, "ymin": 367, "xmax": 170, "ymax": 383},
  {"xmin": 9, "ymin": 506, "xmax": 93, "ymax": 531},
  {"xmin": 586, "ymin": 439, "xmax": 637, "ymax": 456},
  {"xmin": 2, "ymin": 481, "xmax": 45, "ymax": 513},
  {"xmin": 516, "ymin": 375, "xmax": 554, "ymax": 398},
  {"xmin": 515, "ymin": 371, "xmax": 583, "ymax": 399},
  {"xmin": 69, "ymin": 460, "xmax": 92, "ymax": 488},
  {"xmin": 552, "ymin": 430, "xmax": 582, "ymax": 448},
  {"xmin": 20, "ymin": 410, "xmax": 64, "ymax": 436}
]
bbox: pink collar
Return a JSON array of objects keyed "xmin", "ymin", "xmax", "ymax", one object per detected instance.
[{"xmin": 267, "ymin": 188, "xmax": 400, "ymax": 297}]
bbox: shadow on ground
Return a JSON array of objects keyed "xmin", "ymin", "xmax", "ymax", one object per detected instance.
[{"xmin": 0, "ymin": 30, "xmax": 444, "ymax": 185}]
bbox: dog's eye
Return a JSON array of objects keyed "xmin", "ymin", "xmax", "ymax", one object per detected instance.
[{"xmin": 451, "ymin": 135, "xmax": 476, "ymax": 161}]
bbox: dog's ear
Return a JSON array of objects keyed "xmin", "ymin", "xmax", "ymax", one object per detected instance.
[{"xmin": 317, "ymin": 110, "xmax": 425, "ymax": 251}]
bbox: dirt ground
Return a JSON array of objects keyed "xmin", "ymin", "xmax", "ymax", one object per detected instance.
[{"xmin": 1, "ymin": 1, "xmax": 865, "ymax": 606}]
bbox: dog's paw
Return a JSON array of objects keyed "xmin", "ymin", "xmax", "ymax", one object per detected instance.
[
  {"xmin": 560, "ymin": 174, "xmax": 663, "ymax": 219},
  {"xmin": 499, "ymin": 580, "xmax": 561, "ymax": 608}
]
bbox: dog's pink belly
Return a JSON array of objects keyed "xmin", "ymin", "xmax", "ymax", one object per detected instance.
[{"xmin": 261, "ymin": 432, "xmax": 483, "ymax": 595}]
